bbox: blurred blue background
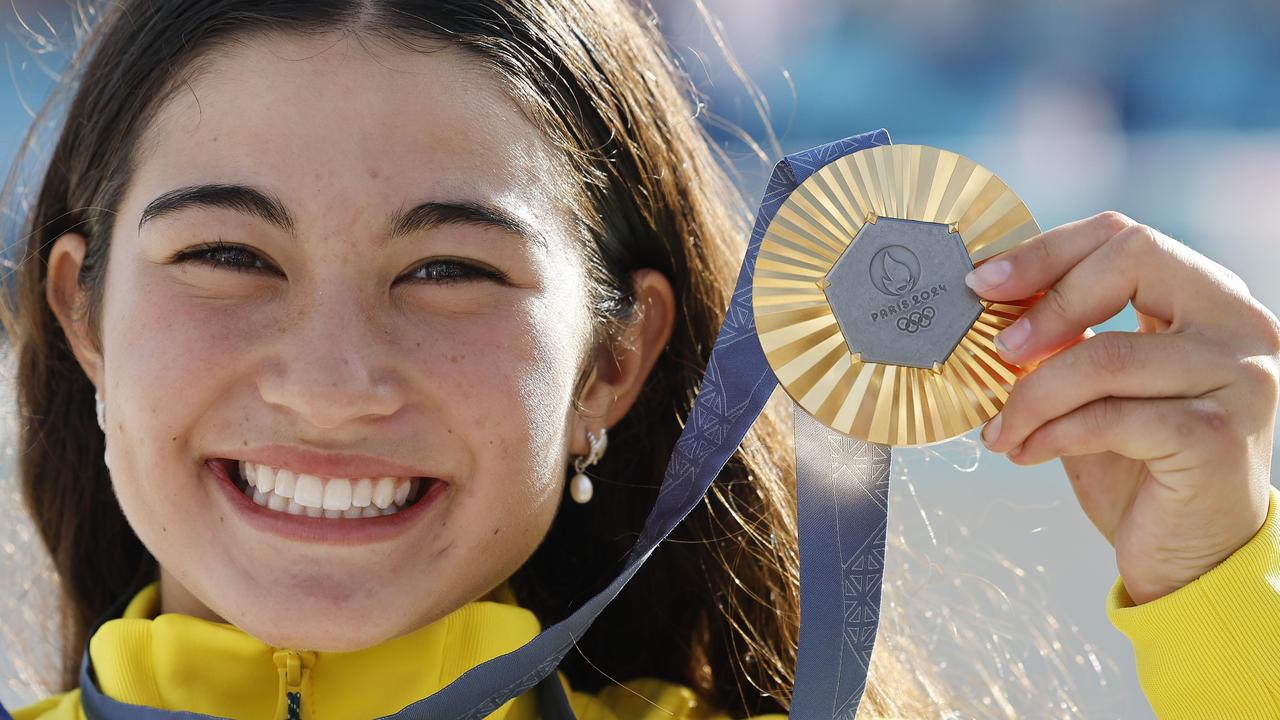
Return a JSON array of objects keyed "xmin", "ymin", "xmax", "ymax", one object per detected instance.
[
  {"xmin": 652, "ymin": 0, "xmax": 1280, "ymax": 323},
  {"xmin": 4, "ymin": 1, "xmax": 1279, "ymax": 717}
]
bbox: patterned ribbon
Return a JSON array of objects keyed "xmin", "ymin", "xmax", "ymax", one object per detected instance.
[
  {"xmin": 793, "ymin": 404, "xmax": 891, "ymax": 719},
  {"xmin": 1, "ymin": 128, "xmax": 895, "ymax": 720}
]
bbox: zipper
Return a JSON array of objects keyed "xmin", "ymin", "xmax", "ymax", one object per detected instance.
[{"xmin": 272, "ymin": 649, "xmax": 315, "ymax": 720}]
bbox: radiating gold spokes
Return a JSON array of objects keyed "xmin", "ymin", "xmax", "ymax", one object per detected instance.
[{"xmin": 752, "ymin": 144, "xmax": 1041, "ymax": 446}]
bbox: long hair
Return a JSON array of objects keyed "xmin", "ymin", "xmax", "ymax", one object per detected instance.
[{"xmin": 0, "ymin": 0, "xmax": 948, "ymax": 715}]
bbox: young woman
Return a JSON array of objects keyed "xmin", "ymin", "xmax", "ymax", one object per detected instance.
[{"xmin": 4, "ymin": 1, "xmax": 1278, "ymax": 718}]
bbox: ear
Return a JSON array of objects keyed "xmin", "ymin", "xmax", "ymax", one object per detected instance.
[
  {"xmin": 45, "ymin": 232, "xmax": 104, "ymax": 391},
  {"xmin": 570, "ymin": 268, "xmax": 675, "ymax": 456}
]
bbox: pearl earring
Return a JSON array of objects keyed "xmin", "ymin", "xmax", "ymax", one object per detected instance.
[{"xmin": 569, "ymin": 427, "xmax": 607, "ymax": 504}]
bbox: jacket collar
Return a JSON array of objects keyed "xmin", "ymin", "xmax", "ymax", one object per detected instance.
[{"xmin": 87, "ymin": 581, "xmax": 546, "ymax": 720}]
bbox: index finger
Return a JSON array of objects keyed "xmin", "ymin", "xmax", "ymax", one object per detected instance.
[
  {"xmin": 964, "ymin": 211, "xmax": 1137, "ymax": 301},
  {"xmin": 965, "ymin": 211, "xmax": 1250, "ymax": 345}
]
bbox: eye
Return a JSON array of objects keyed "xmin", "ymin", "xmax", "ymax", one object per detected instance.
[
  {"xmin": 401, "ymin": 259, "xmax": 504, "ymax": 285},
  {"xmin": 170, "ymin": 240, "xmax": 277, "ymax": 275},
  {"xmin": 169, "ymin": 242, "xmax": 504, "ymax": 286}
]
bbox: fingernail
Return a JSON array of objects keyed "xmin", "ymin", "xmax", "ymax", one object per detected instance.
[
  {"xmin": 995, "ymin": 317, "xmax": 1030, "ymax": 355},
  {"xmin": 965, "ymin": 259, "xmax": 1011, "ymax": 292},
  {"xmin": 982, "ymin": 414, "xmax": 1002, "ymax": 447}
]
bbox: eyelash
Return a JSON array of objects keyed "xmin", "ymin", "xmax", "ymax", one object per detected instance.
[{"xmin": 170, "ymin": 240, "xmax": 502, "ymax": 285}]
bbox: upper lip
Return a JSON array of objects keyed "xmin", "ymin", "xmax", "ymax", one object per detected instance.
[{"xmin": 215, "ymin": 444, "xmax": 443, "ymax": 481}]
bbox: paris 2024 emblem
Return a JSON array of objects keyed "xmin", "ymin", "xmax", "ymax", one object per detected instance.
[
  {"xmin": 868, "ymin": 245, "xmax": 938, "ymax": 335},
  {"xmin": 820, "ymin": 216, "xmax": 980, "ymax": 370}
]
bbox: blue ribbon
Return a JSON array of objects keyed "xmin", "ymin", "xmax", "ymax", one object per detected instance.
[
  {"xmin": 793, "ymin": 405, "xmax": 892, "ymax": 719},
  {"xmin": 1, "ymin": 128, "xmax": 894, "ymax": 720}
]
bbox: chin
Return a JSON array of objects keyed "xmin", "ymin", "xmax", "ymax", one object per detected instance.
[
  {"xmin": 229, "ymin": 597, "xmax": 417, "ymax": 651},
  {"xmin": 241, "ymin": 621, "xmax": 401, "ymax": 653},
  {"xmin": 202, "ymin": 572, "xmax": 425, "ymax": 650}
]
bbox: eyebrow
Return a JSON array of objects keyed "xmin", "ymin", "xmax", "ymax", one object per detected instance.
[{"xmin": 136, "ymin": 183, "xmax": 545, "ymax": 249}]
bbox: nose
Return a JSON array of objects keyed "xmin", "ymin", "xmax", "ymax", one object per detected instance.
[{"xmin": 256, "ymin": 287, "xmax": 405, "ymax": 429}]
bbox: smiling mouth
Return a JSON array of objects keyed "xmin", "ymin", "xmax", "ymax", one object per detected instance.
[{"xmin": 219, "ymin": 459, "xmax": 433, "ymax": 519}]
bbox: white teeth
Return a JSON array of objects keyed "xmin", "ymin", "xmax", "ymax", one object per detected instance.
[
  {"xmin": 352, "ymin": 478, "xmax": 373, "ymax": 508},
  {"xmin": 294, "ymin": 474, "xmax": 324, "ymax": 508},
  {"xmin": 274, "ymin": 469, "xmax": 296, "ymax": 499},
  {"xmin": 322, "ymin": 478, "xmax": 353, "ymax": 511},
  {"xmin": 233, "ymin": 461, "xmax": 426, "ymax": 519},
  {"xmin": 255, "ymin": 463, "xmax": 276, "ymax": 493},
  {"xmin": 372, "ymin": 477, "xmax": 396, "ymax": 509}
]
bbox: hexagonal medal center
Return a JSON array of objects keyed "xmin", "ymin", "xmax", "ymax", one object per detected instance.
[{"xmin": 820, "ymin": 216, "xmax": 982, "ymax": 370}]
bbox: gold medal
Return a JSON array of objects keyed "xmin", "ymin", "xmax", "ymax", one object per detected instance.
[{"xmin": 752, "ymin": 144, "xmax": 1042, "ymax": 446}]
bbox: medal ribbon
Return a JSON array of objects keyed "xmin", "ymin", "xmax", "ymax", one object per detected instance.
[{"xmin": 0, "ymin": 128, "xmax": 894, "ymax": 720}]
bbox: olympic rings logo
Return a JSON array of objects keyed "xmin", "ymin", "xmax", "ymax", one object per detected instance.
[{"xmin": 896, "ymin": 305, "xmax": 936, "ymax": 334}]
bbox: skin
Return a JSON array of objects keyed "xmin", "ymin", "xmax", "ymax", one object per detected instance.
[
  {"xmin": 44, "ymin": 31, "xmax": 675, "ymax": 651},
  {"xmin": 969, "ymin": 211, "xmax": 1280, "ymax": 604}
]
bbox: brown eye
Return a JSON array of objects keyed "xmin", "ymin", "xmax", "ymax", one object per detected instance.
[
  {"xmin": 172, "ymin": 240, "xmax": 277, "ymax": 275},
  {"xmin": 401, "ymin": 259, "xmax": 503, "ymax": 285}
]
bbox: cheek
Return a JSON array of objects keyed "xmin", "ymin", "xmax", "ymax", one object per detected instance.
[
  {"xmin": 98, "ymin": 270, "xmax": 264, "ymax": 551},
  {"xmin": 106, "ymin": 271, "xmax": 269, "ymax": 442},
  {"xmin": 436, "ymin": 292, "xmax": 585, "ymax": 490},
  {"xmin": 411, "ymin": 291, "xmax": 589, "ymax": 558}
]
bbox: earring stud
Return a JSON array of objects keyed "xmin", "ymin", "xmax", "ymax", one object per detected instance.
[{"xmin": 569, "ymin": 427, "xmax": 607, "ymax": 504}]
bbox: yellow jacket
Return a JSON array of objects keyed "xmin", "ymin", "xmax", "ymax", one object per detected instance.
[{"xmin": 13, "ymin": 485, "xmax": 1280, "ymax": 720}]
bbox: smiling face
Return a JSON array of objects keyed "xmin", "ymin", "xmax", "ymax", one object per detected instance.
[{"xmin": 42, "ymin": 30, "xmax": 643, "ymax": 651}]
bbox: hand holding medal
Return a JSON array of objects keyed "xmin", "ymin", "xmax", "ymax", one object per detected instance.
[
  {"xmin": 966, "ymin": 209, "xmax": 1279, "ymax": 606},
  {"xmin": 750, "ymin": 134, "xmax": 1280, "ymax": 715},
  {"xmin": 750, "ymin": 137, "xmax": 1047, "ymax": 716}
]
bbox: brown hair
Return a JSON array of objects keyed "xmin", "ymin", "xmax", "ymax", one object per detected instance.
[{"xmin": 1, "ymin": 0, "xmax": 947, "ymax": 716}]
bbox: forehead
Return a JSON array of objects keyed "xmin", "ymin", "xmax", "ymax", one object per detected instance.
[{"xmin": 124, "ymin": 31, "xmax": 576, "ymax": 237}]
